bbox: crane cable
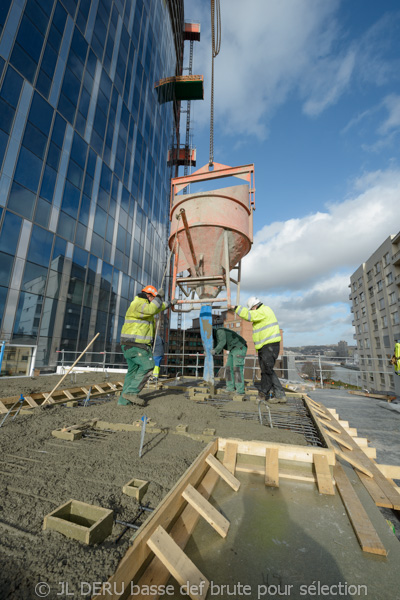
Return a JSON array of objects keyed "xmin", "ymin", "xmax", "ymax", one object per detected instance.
[{"xmin": 209, "ymin": 0, "xmax": 221, "ymax": 167}]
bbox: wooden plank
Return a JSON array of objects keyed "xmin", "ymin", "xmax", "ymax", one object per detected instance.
[
  {"xmin": 222, "ymin": 442, "xmax": 237, "ymax": 475},
  {"xmin": 334, "ymin": 463, "xmax": 387, "ymax": 556},
  {"xmin": 352, "ymin": 437, "xmax": 369, "ymax": 447},
  {"xmin": 344, "ymin": 427, "xmax": 358, "ymax": 437},
  {"xmin": 235, "ymin": 463, "xmax": 320, "ymax": 484},
  {"xmin": 376, "ymin": 464, "xmax": 400, "ymax": 480},
  {"xmin": 218, "ymin": 438, "xmax": 335, "ymax": 466},
  {"xmin": 132, "ymin": 467, "xmax": 220, "ymax": 599},
  {"xmin": 334, "ymin": 448, "xmax": 373, "ymax": 478},
  {"xmin": 313, "ymin": 454, "xmax": 335, "ymax": 495},
  {"xmin": 24, "ymin": 396, "xmax": 39, "ymax": 408},
  {"xmin": 147, "ymin": 526, "xmax": 209, "ymax": 600},
  {"xmin": 313, "ymin": 406, "xmax": 331, "ymax": 420},
  {"xmin": 205, "ymin": 454, "xmax": 240, "ymax": 491},
  {"xmin": 93, "ymin": 384, "xmax": 105, "ymax": 393},
  {"xmin": 0, "ymin": 400, "xmax": 8, "ymax": 413},
  {"xmin": 316, "ymin": 418, "xmax": 341, "ymax": 435},
  {"xmin": 182, "ymin": 483, "xmax": 229, "ymax": 538},
  {"xmin": 265, "ymin": 448, "xmax": 279, "ymax": 488},
  {"xmin": 357, "ymin": 472, "xmax": 393, "ymax": 508},
  {"xmin": 320, "ymin": 427, "xmax": 353, "ymax": 450},
  {"xmin": 62, "ymin": 390, "xmax": 74, "ymax": 400},
  {"xmin": 93, "ymin": 440, "xmax": 218, "ymax": 600},
  {"xmin": 361, "ymin": 446, "xmax": 377, "ymax": 459}
]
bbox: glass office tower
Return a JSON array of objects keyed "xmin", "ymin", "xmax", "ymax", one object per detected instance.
[{"xmin": 0, "ymin": 0, "xmax": 183, "ymax": 367}]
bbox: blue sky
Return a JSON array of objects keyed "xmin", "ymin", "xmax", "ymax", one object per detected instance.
[{"xmin": 180, "ymin": 0, "xmax": 400, "ymax": 345}]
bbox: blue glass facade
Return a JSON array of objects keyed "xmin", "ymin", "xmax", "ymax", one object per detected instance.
[{"xmin": 0, "ymin": 0, "xmax": 183, "ymax": 366}]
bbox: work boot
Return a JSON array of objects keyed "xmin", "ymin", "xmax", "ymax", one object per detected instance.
[
  {"xmin": 275, "ymin": 393, "xmax": 287, "ymax": 404},
  {"xmin": 118, "ymin": 393, "xmax": 145, "ymax": 407},
  {"xmin": 267, "ymin": 396, "xmax": 280, "ymax": 404}
]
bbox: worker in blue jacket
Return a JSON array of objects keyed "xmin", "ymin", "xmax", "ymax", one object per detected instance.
[{"xmin": 211, "ymin": 327, "xmax": 247, "ymax": 397}]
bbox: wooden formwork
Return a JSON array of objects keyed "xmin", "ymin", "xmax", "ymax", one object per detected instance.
[{"xmin": 92, "ymin": 391, "xmax": 400, "ymax": 600}]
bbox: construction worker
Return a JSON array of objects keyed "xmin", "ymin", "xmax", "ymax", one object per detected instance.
[
  {"xmin": 119, "ymin": 286, "xmax": 171, "ymax": 406},
  {"xmin": 390, "ymin": 340, "xmax": 400, "ymax": 376},
  {"xmin": 152, "ymin": 335, "xmax": 165, "ymax": 382},
  {"xmin": 211, "ymin": 327, "xmax": 247, "ymax": 397},
  {"xmin": 231, "ymin": 297, "xmax": 287, "ymax": 403}
]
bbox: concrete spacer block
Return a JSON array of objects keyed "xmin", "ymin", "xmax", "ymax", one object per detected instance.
[
  {"xmin": 233, "ymin": 394, "xmax": 245, "ymax": 402},
  {"xmin": 66, "ymin": 401, "xmax": 78, "ymax": 407},
  {"xmin": 43, "ymin": 499, "xmax": 113, "ymax": 544},
  {"xmin": 202, "ymin": 428, "xmax": 216, "ymax": 436},
  {"xmin": 122, "ymin": 478, "xmax": 149, "ymax": 502},
  {"xmin": 176, "ymin": 424, "xmax": 188, "ymax": 433},
  {"xmin": 52, "ymin": 429, "xmax": 82, "ymax": 441}
]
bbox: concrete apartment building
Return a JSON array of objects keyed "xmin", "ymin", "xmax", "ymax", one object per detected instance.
[{"xmin": 350, "ymin": 231, "xmax": 400, "ymax": 394}]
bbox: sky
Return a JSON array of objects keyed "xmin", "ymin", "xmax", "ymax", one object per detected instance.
[{"xmin": 179, "ymin": 0, "xmax": 400, "ymax": 346}]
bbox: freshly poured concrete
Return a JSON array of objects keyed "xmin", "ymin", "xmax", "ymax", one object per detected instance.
[{"xmin": 161, "ymin": 470, "xmax": 400, "ymax": 599}]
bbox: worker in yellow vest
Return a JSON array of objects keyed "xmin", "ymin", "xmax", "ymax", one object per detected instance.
[
  {"xmin": 391, "ymin": 341, "xmax": 400, "ymax": 376},
  {"xmin": 119, "ymin": 285, "xmax": 172, "ymax": 406},
  {"xmin": 232, "ymin": 297, "xmax": 287, "ymax": 403}
]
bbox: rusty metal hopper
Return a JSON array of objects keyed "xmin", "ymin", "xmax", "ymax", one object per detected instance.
[{"xmin": 169, "ymin": 162, "xmax": 255, "ymax": 308}]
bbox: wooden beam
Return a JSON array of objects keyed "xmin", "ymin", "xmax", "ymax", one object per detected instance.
[
  {"xmin": 235, "ymin": 463, "xmax": 321, "ymax": 484},
  {"xmin": 321, "ymin": 427, "xmax": 353, "ymax": 450},
  {"xmin": 223, "ymin": 442, "xmax": 238, "ymax": 475},
  {"xmin": 218, "ymin": 438, "xmax": 335, "ymax": 466},
  {"xmin": 205, "ymin": 454, "xmax": 240, "ymax": 492},
  {"xmin": 265, "ymin": 448, "xmax": 279, "ymax": 488},
  {"xmin": 313, "ymin": 454, "xmax": 335, "ymax": 495},
  {"xmin": 93, "ymin": 440, "xmax": 218, "ymax": 600},
  {"xmin": 133, "ymin": 467, "xmax": 220, "ymax": 597},
  {"xmin": 376, "ymin": 464, "xmax": 400, "ymax": 480},
  {"xmin": 182, "ymin": 484, "xmax": 229, "ymax": 538},
  {"xmin": 316, "ymin": 418, "xmax": 341, "ymax": 435},
  {"xmin": 334, "ymin": 463, "xmax": 387, "ymax": 556},
  {"xmin": 334, "ymin": 448, "xmax": 373, "ymax": 478},
  {"xmin": 147, "ymin": 526, "xmax": 209, "ymax": 600},
  {"xmin": 24, "ymin": 396, "xmax": 39, "ymax": 408}
]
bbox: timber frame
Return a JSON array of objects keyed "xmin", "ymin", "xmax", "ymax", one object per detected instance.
[{"xmin": 92, "ymin": 395, "xmax": 400, "ymax": 600}]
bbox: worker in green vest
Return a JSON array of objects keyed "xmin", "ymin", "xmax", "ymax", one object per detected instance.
[
  {"xmin": 232, "ymin": 297, "xmax": 287, "ymax": 403},
  {"xmin": 119, "ymin": 285, "xmax": 172, "ymax": 406},
  {"xmin": 211, "ymin": 327, "xmax": 247, "ymax": 397}
]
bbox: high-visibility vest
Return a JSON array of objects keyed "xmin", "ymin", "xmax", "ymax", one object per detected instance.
[
  {"xmin": 235, "ymin": 304, "xmax": 281, "ymax": 350},
  {"xmin": 395, "ymin": 343, "xmax": 400, "ymax": 374},
  {"xmin": 120, "ymin": 295, "xmax": 166, "ymax": 346}
]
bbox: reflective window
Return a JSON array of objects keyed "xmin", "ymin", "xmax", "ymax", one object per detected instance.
[
  {"xmin": 27, "ymin": 224, "xmax": 54, "ymax": 267},
  {"xmin": 51, "ymin": 113, "xmax": 67, "ymax": 148},
  {"xmin": 34, "ymin": 197, "xmax": 51, "ymax": 227},
  {"xmin": 52, "ymin": 2, "xmax": 67, "ymax": 33},
  {"xmin": 13, "ymin": 291, "xmax": 43, "ymax": 338},
  {"xmin": 67, "ymin": 160, "xmax": 84, "ymax": 188},
  {"xmin": 0, "ymin": 211, "xmax": 22, "ymax": 255},
  {"xmin": 51, "ymin": 236, "xmax": 67, "ymax": 270},
  {"xmin": 46, "ymin": 142, "xmax": 61, "ymax": 170},
  {"xmin": 62, "ymin": 181, "xmax": 81, "ymax": 217},
  {"xmin": 28, "ymin": 92, "xmax": 53, "ymax": 136},
  {"xmin": 7, "ymin": 182, "xmax": 37, "ymax": 219},
  {"xmin": 94, "ymin": 205, "xmax": 107, "ymax": 237},
  {"xmin": 40, "ymin": 165, "xmax": 57, "ymax": 203},
  {"xmin": 14, "ymin": 14, "xmax": 44, "ymax": 64},
  {"xmin": 0, "ymin": 251, "xmax": 14, "ymax": 287},
  {"xmin": 1, "ymin": 67, "xmax": 23, "ymax": 107},
  {"xmin": 75, "ymin": 222, "xmax": 86, "ymax": 247},
  {"xmin": 0, "ymin": 98, "xmax": 15, "ymax": 134},
  {"xmin": 78, "ymin": 194, "xmax": 90, "ymax": 226},
  {"xmin": 21, "ymin": 261, "xmax": 48, "ymax": 294},
  {"xmin": 13, "ymin": 147, "xmax": 43, "ymax": 192},
  {"xmin": 90, "ymin": 232, "xmax": 103, "ymax": 257},
  {"xmin": 0, "ymin": 285, "xmax": 8, "ymax": 329},
  {"xmin": 70, "ymin": 132, "xmax": 87, "ymax": 165},
  {"xmin": 0, "ymin": 129, "xmax": 9, "ymax": 168},
  {"xmin": 39, "ymin": 298, "xmax": 58, "ymax": 338},
  {"xmin": 57, "ymin": 210, "xmax": 75, "ymax": 241},
  {"xmin": 36, "ymin": 70, "xmax": 52, "ymax": 98},
  {"xmin": 22, "ymin": 122, "xmax": 48, "ymax": 159}
]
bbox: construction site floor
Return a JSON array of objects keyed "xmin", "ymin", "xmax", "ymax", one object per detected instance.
[
  {"xmin": 166, "ymin": 469, "xmax": 400, "ymax": 600},
  {"xmin": 0, "ymin": 374, "xmax": 304, "ymax": 600}
]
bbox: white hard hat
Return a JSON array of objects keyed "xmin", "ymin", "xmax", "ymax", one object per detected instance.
[{"xmin": 247, "ymin": 296, "xmax": 261, "ymax": 309}]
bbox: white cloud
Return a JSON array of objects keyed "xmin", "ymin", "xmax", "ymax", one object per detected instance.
[
  {"xmin": 378, "ymin": 94, "xmax": 400, "ymax": 135},
  {"xmin": 237, "ymin": 169, "xmax": 400, "ymax": 344}
]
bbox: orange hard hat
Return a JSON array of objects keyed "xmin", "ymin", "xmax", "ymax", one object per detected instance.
[{"xmin": 142, "ymin": 285, "xmax": 157, "ymax": 297}]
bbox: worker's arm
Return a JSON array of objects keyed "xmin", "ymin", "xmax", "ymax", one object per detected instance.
[
  {"xmin": 136, "ymin": 297, "xmax": 169, "ymax": 317},
  {"xmin": 235, "ymin": 305, "xmax": 263, "ymax": 323},
  {"xmin": 213, "ymin": 329, "xmax": 227, "ymax": 354}
]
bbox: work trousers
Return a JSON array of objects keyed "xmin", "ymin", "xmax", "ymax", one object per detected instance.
[
  {"xmin": 225, "ymin": 345, "xmax": 247, "ymax": 394},
  {"xmin": 258, "ymin": 341, "xmax": 285, "ymax": 398},
  {"xmin": 121, "ymin": 345, "xmax": 154, "ymax": 401}
]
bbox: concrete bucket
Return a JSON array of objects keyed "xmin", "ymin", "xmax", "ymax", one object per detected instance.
[{"xmin": 169, "ymin": 162, "xmax": 255, "ymax": 308}]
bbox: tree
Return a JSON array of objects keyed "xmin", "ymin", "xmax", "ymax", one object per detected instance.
[
  {"xmin": 301, "ymin": 361, "xmax": 316, "ymax": 379},
  {"xmin": 321, "ymin": 364, "xmax": 332, "ymax": 380}
]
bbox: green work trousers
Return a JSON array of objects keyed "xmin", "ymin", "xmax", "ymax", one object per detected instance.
[
  {"xmin": 121, "ymin": 345, "xmax": 154, "ymax": 402},
  {"xmin": 225, "ymin": 345, "xmax": 247, "ymax": 394}
]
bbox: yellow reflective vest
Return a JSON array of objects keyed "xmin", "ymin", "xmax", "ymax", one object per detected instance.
[
  {"xmin": 120, "ymin": 295, "xmax": 166, "ymax": 346},
  {"xmin": 395, "ymin": 343, "xmax": 400, "ymax": 375},
  {"xmin": 235, "ymin": 304, "xmax": 281, "ymax": 350}
]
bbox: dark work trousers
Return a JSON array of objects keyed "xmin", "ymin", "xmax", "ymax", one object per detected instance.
[{"xmin": 258, "ymin": 341, "xmax": 285, "ymax": 398}]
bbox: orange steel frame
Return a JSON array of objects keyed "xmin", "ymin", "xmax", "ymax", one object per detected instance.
[{"xmin": 169, "ymin": 162, "xmax": 255, "ymax": 309}]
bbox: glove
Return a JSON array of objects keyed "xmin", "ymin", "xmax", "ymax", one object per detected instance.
[
  {"xmin": 210, "ymin": 349, "xmax": 216, "ymax": 355},
  {"xmin": 157, "ymin": 288, "xmax": 165, "ymax": 299},
  {"xmin": 163, "ymin": 300, "xmax": 171, "ymax": 309},
  {"xmin": 171, "ymin": 299, "xmax": 178, "ymax": 305}
]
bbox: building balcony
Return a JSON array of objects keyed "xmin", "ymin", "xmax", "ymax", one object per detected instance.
[
  {"xmin": 395, "ymin": 273, "xmax": 400, "ymax": 286},
  {"xmin": 392, "ymin": 249, "xmax": 400, "ymax": 265}
]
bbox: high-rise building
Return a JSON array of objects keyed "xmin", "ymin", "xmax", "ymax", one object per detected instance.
[
  {"xmin": 0, "ymin": 0, "xmax": 184, "ymax": 368},
  {"xmin": 349, "ymin": 232, "xmax": 400, "ymax": 393}
]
